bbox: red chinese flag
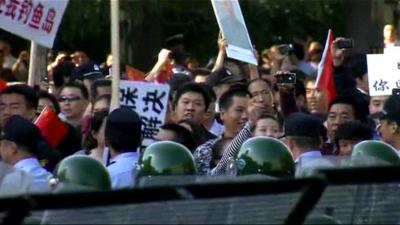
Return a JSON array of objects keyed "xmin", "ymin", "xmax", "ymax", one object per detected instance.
[
  {"xmin": 35, "ymin": 106, "xmax": 69, "ymax": 149},
  {"xmin": 315, "ymin": 29, "xmax": 337, "ymax": 105},
  {"xmin": 156, "ymin": 62, "xmax": 174, "ymax": 83},
  {"xmin": 126, "ymin": 65, "xmax": 145, "ymax": 81},
  {"xmin": 0, "ymin": 80, "xmax": 7, "ymax": 92}
]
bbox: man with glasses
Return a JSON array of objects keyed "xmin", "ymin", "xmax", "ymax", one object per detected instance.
[{"xmin": 59, "ymin": 81, "xmax": 89, "ymax": 132}]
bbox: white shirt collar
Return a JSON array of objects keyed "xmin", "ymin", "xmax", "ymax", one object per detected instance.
[
  {"xmin": 295, "ymin": 150, "xmax": 322, "ymax": 163},
  {"xmin": 110, "ymin": 152, "xmax": 139, "ymax": 164},
  {"xmin": 14, "ymin": 157, "xmax": 42, "ymax": 170}
]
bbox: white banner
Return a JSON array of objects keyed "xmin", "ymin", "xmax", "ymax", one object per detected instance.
[
  {"xmin": 0, "ymin": 0, "xmax": 69, "ymax": 48},
  {"xmin": 367, "ymin": 53, "xmax": 400, "ymax": 96},
  {"xmin": 119, "ymin": 81, "xmax": 170, "ymax": 148},
  {"xmin": 211, "ymin": 0, "xmax": 257, "ymax": 65}
]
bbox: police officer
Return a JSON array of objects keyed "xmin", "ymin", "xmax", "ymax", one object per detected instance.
[
  {"xmin": 0, "ymin": 115, "xmax": 52, "ymax": 193},
  {"xmin": 105, "ymin": 107, "xmax": 142, "ymax": 189},
  {"xmin": 282, "ymin": 113, "xmax": 333, "ymax": 176}
]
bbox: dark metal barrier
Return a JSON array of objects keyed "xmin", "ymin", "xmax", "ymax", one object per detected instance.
[
  {"xmin": 0, "ymin": 176, "xmax": 323, "ymax": 225},
  {"xmin": 308, "ymin": 166, "xmax": 400, "ymax": 224},
  {"xmin": 2, "ymin": 166, "xmax": 400, "ymax": 224}
]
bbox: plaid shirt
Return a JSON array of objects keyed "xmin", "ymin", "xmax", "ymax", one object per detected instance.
[{"xmin": 193, "ymin": 137, "xmax": 221, "ymax": 175}]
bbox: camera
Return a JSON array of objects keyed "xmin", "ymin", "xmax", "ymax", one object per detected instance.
[
  {"xmin": 392, "ymin": 88, "xmax": 400, "ymax": 96},
  {"xmin": 278, "ymin": 44, "xmax": 294, "ymax": 55},
  {"xmin": 276, "ymin": 72, "xmax": 296, "ymax": 84},
  {"xmin": 336, "ymin": 38, "xmax": 354, "ymax": 49}
]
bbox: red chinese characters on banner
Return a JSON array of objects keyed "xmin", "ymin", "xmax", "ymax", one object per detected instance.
[
  {"xmin": 28, "ymin": 2, "xmax": 43, "ymax": 29},
  {"xmin": 41, "ymin": 7, "xmax": 55, "ymax": 33},
  {"xmin": 1, "ymin": 0, "xmax": 59, "ymax": 34},
  {"xmin": 18, "ymin": 0, "xmax": 33, "ymax": 24},
  {"xmin": 5, "ymin": 0, "xmax": 20, "ymax": 19}
]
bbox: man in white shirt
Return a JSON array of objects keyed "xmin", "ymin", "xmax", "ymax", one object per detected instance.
[
  {"xmin": 0, "ymin": 115, "xmax": 52, "ymax": 193},
  {"xmin": 282, "ymin": 113, "xmax": 333, "ymax": 177},
  {"xmin": 105, "ymin": 107, "xmax": 142, "ymax": 189}
]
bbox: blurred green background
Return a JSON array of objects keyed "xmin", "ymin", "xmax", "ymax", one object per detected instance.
[{"xmin": 0, "ymin": 0, "xmax": 397, "ymax": 71}]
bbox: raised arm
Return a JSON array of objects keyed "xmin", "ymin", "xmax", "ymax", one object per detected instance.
[
  {"xmin": 145, "ymin": 49, "xmax": 172, "ymax": 81},
  {"xmin": 210, "ymin": 105, "xmax": 261, "ymax": 176},
  {"xmin": 211, "ymin": 32, "xmax": 227, "ymax": 72}
]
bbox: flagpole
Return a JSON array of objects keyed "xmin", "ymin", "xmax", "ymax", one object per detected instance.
[
  {"xmin": 110, "ymin": 0, "xmax": 120, "ymax": 111},
  {"xmin": 27, "ymin": 41, "xmax": 48, "ymax": 88},
  {"xmin": 27, "ymin": 41, "xmax": 38, "ymax": 87}
]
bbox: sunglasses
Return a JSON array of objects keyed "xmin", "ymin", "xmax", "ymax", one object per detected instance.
[{"xmin": 59, "ymin": 96, "xmax": 81, "ymax": 103}]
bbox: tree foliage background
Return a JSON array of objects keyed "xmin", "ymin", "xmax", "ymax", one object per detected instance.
[{"xmin": 0, "ymin": 0, "xmax": 345, "ymax": 71}]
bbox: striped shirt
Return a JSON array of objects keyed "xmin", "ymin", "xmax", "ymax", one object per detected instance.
[{"xmin": 210, "ymin": 122, "xmax": 253, "ymax": 176}]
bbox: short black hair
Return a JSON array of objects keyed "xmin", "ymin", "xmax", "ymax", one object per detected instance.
[
  {"xmin": 159, "ymin": 123, "xmax": 196, "ymax": 152},
  {"xmin": 173, "ymin": 82, "xmax": 211, "ymax": 111},
  {"xmin": 335, "ymin": 121, "xmax": 373, "ymax": 142},
  {"xmin": 1, "ymin": 84, "xmax": 38, "ymax": 109},
  {"xmin": 252, "ymin": 114, "xmax": 282, "ymax": 132},
  {"xmin": 37, "ymin": 90, "xmax": 61, "ymax": 114},
  {"xmin": 91, "ymin": 79, "xmax": 111, "ymax": 100},
  {"xmin": 290, "ymin": 136, "xmax": 322, "ymax": 149},
  {"xmin": 219, "ymin": 87, "xmax": 250, "ymax": 111},
  {"xmin": 92, "ymin": 94, "xmax": 111, "ymax": 111},
  {"xmin": 105, "ymin": 107, "xmax": 142, "ymax": 152},
  {"xmin": 247, "ymin": 78, "xmax": 273, "ymax": 95},
  {"xmin": 62, "ymin": 81, "xmax": 89, "ymax": 100},
  {"xmin": 328, "ymin": 96, "xmax": 362, "ymax": 121},
  {"xmin": 198, "ymin": 83, "xmax": 216, "ymax": 102}
]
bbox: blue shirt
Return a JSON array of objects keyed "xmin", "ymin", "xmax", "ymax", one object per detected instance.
[
  {"xmin": 107, "ymin": 152, "xmax": 139, "ymax": 189},
  {"xmin": 295, "ymin": 150, "xmax": 334, "ymax": 177},
  {"xmin": 14, "ymin": 157, "xmax": 52, "ymax": 193}
]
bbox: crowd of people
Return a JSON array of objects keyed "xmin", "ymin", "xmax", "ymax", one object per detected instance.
[{"xmin": 0, "ymin": 22, "xmax": 399, "ymax": 193}]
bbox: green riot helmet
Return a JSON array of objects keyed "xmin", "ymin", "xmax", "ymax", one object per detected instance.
[
  {"xmin": 52, "ymin": 155, "xmax": 111, "ymax": 191},
  {"xmin": 350, "ymin": 140, "xmax": 400, "ymax": 166},
  {"xmin": 138, "ymin": 141, "xmax": 196, "ymax": 176},
  {"xmin": 235, "ymin": 137, "xmax": 295, "ymax": 177}
]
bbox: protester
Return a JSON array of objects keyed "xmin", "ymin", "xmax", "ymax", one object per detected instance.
[
  {"xmin": 335, "ymin": 121, "xmax": 374, "ymax": 156},
  {"xmin": 0, "ymin": 39, "xmax": 16, "ymax": 69}
]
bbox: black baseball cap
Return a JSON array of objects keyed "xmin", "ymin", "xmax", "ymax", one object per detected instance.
[
  {"xmin": 283, "ymin": 113, "xmax": 324, "ymax": 138},
  {"xmin": 72, "ymin": 61, "xmax": 104, "ymax": 81},
  {"xmin": 105, "ymin": 107, "xmax": 142, "ymax": 150},
  {"xmin": 371, "ymin": 95, "xmax": 400, "ymax": 123},
  {"xmin": 1, "ymin": 115, "xmax": 44, "ymax": 152},
  {"xmin": 205, "ymin": 67, "xmax": 245, "ymax": 87}
]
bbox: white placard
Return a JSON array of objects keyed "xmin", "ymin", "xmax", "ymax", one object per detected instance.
[
  {"xmin": 367, "ymin": 53, "xmax": 400, "ymax": 96},
  {"xmin": 211, "ymin": 0, "xmax": 257, "ymax": 65},
  {"xmin": 119, "ymin": 80, "xmax": 170, "ymax": 147},
  {"xmin": 0, "ymin": 0, "xmax": 69, "ymax": 48}
]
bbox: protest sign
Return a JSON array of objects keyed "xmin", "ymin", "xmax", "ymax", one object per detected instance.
[
  {"xmin": 0, "ymin": 0, "xmax": 69, "ymax": 48},
  {"xmin": 119, "ymin": 80, "xmax": 170, "ymax": 148},
  {"xmin": 211, "ymin": 0, "xmax": 257, "ymax": 65},
  {"xmin": 367, "ymin": 53, "xmax": 400, "ymax": 96}
]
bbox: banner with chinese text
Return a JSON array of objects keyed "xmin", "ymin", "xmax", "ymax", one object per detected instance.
[
  {"xmin": 367, "ymin": 53, "xmax": 400, "ymax": 96},
  {"xmin": 0, "ymin": 0, "xmax": 69, "ymax": 48},
  {"xmin": 211, "ymin": 0, "xmax": 257, "ymax": 65},
  {"xmin": 119, "ymin": 80, "xmax": 170, "ymax": 148}
]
